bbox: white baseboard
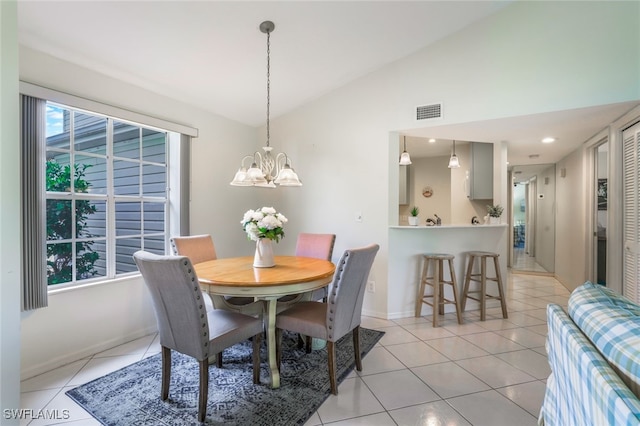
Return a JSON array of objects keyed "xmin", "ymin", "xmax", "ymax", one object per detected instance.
[{"xmin": 21, "ymin": 325, "xmax": 157, "ymax": 381}]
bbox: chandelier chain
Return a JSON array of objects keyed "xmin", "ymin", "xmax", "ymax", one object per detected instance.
[
  {"xmin": 229, "ymin": 20, "xmax": 301, "ymax": 187},
  {"xmin": 266, "ymin": 29, "xmax": 271, "ymax": 147}
]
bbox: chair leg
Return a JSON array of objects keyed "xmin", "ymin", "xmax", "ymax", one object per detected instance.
[
  {"xmin": 161, "ymin": 346, "xmax": 171, "ymax": 400},
  {"xmin": 448, "ymin": 258, "xmax": 463, "ymax": 325},
  {"xmin": 198, "ymin": 359, "xmax": 209, "ymax": 423},
  {"xmin": 215, "ymin": 351, "xmax": 223, "ymax": 368},
  {"xmin": 462, "ymin": 255, "xmax": 475, "ymax": 311},
  {"xmin": 328, "ymin": 340, "xmax": 338, "ymax": 395},
  {"xmin": 352, "ymin": 326, "xmax": 362, "ymax": 371},
  {"xmin": 275, "ymin": 328, "xmax": 282, "ymax": 369},
  {"xmin": 415, "ymin": 259, "xmax": 428, "ymax": 317},
  {"xmin": 432, "ymin": 260, "xmax": 440, "ymax": 327},
  {"xmin": 438, "ymin": 262, "xmax": 447, "ymax": 315},
  {"xmin": 252, "ymin": 333, "xmax": 261, "ymax": 384},
  {"xmin": 494, "ymin": 256, "xmax": 509, "ymax": 319},
  {"xmin": 480, "ymin": 258, "xmax": 487, "ymax": 321},
  {"xmin": 305, "ymin": 336, "xmax": 312, "ymax": 353}
]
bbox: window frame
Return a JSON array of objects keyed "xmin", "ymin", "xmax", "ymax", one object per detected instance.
[
  {"xmin": 20, "ymin": 82, "xmax": 196, "ymax": 293},
  {"xmin": 44, "ymin": 101, "xmax": 171, "ymax": 289}
]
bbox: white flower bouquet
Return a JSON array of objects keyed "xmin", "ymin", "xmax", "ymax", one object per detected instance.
[{"xmin": 241, "ymin": 207, "xmax": 288, "ymax": 242}]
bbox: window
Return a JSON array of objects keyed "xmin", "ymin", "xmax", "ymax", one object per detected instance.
[{"xmin": 45, "ymin": 102, "xmax": 169, "ymax": 287}]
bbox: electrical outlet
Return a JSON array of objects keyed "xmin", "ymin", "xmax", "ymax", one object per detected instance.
[{"xmin": 367, "ymin": 280, "xmax": 375, "ymax": 293}]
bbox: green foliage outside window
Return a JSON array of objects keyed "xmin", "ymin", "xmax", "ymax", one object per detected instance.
[{"xmin": 46, "ymin": 160, "xmax": 99, "ymax": 285}]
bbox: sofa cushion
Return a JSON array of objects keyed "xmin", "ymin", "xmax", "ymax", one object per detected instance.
[
  {"xmin": 540, "ymin": 304, "xmax": 640, "ymax": 425},
  {"xmin": 568, "ymin": 282, "xmax": 640, "ymax": 398}
]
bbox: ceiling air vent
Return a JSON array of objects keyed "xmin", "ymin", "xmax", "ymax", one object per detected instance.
[{"xmin": 416, "ymin": 103, "xmax": 442, "ymax": 121}]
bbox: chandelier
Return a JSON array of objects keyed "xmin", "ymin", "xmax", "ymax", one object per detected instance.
[
  {"xmin": 448, "ymin": 140, "xmax": 460, "ymax": 168},
  {"xmin": 399, "ymin": 135, "xmax": 412, "ymax": 165},
  {"xmin": 230, "ymin": 21, "xmax": 302, "ymax": 188}
]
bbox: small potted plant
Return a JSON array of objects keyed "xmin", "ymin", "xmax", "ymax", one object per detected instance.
[
  {"xmin": 486, "ymin": 204, "xmax": 504, "ymax": 225},
  {"xmin": 408, "ymin": 206, "xmax": 420, "ymax": 226}
]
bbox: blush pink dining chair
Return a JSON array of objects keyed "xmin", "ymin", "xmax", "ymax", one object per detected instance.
[
  {"xmin": 277, "ymin": 233, "xmax": 336, "ymax": 310},
  {"xmin": 170, "ymin": 234, "xmax": 262, "ymax": 316}
]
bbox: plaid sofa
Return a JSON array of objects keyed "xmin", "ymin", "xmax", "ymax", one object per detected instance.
[{"xmin": 539, "ymin": 282, "xmax": 640, "ymax": 425}]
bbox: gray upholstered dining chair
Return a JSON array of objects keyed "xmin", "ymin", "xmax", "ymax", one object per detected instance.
[
  {"xmin": 275, "ymin": 243, "xmax": 379, "ymax": 395},
  {"xmin": 133, "ymin": 251, "xmax": 263, "ymax": 423},
  {"xmin": 170, "ymin": 234, "xmax": 261, "ymax": 315}
]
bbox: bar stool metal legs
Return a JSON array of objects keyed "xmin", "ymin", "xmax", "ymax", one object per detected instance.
[
  {"xmin": 462, "ymin": 251, "xmax": 508, "ymax": 321},
  {"xmin": 415, "ymin": 254, "xmax": 463, "ymax": 327}
]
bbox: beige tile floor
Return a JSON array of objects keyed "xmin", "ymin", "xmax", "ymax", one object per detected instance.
[
  {"xmin": 20, "ymin": 272, "xmax": 568, "ymax": 425},
  {"xmin": 512, "ymin": 247, "xmax": 549, "ymax": 274}
]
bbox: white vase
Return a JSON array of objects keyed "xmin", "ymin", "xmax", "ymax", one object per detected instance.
[
  {"xmin": 253, "ymin": 238, "xmax": 275, "ymax": 268},
  {"xmin": 489, "ymin": 216, "xmax": 501, "ymax": 225},
  {"xmin": 408, "ymin": 216, "xmax": 420, "ymax": 226}
]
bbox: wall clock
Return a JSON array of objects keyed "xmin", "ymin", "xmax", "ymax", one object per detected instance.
[{"xmin": 422, "ymin": 186, "xmax": 433, "ymax": 198}]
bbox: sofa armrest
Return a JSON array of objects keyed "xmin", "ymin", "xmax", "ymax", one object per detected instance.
[
  {"xmin": 568, "ymin": 282, "xmax": 640, "ymax": 398},
  {"xmin": 541, "ymin": 304, "xmax": 640, "ymax": 425}
]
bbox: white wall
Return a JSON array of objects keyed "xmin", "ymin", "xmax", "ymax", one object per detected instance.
[
  {"xmin": 399, "ymin": 145, "xmax": 487, "ymax": 226},
  {"xmin": 535, "ymin": 165, "xmax": 556, "ymax": 272},
  {"xmin": 13, "ymin": 0, "xmax": 640, "ymax": 378},
  {"xmin": 18, "ymin": 47, "xmax": 260, "ymax": 378},
  {"xmin": 1, "ymin": 1, "xmax": 22, "ymax": 420},
  {"xmin": 269, "ymin": 1, "xmax": 640, "ymax": 315},
  {"xmin": 401, "ymin": 156, "xmax": 451, "ymax": 224},
  {"xmin": 450, "ymin": 145, "xmax": 490, "ymax": 225}
]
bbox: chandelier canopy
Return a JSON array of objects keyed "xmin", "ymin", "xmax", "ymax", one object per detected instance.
[{"xmin": 230, "ymin": 21, "xmax": 302, "ymax": 188}]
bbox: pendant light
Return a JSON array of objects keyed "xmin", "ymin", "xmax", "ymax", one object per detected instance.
[
  {"xmin": 399, "ymin": 135, "xmax": 412, "ymax": 165},
  {"xmin": 448, "ymin": 140, "xmax": 460, "ymax": 168},
  {"xmin": 230, "ymin": 21, "xmax": 302, "ymax": 188}
]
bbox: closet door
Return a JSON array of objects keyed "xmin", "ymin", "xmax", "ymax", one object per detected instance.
[{"xmin": 623, "ymin": 122, "xmax": 640, "ymax": 302}]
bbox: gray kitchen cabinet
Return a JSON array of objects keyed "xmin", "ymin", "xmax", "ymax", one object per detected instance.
[{"xmin": 469, "ymin": 142, "xmax": 493, "ymax": 200}]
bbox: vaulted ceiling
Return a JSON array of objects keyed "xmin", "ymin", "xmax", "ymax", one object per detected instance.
[{"xmin": 17, "ymin": 1, "xmax": 639, "ymax": 167}]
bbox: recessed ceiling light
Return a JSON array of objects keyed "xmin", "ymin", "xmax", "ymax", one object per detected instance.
[
  {"xmin": 542, "ymin": 137, "xmax": 556, "ymax": 143},
  {"xmin": 428, "ymin": 138, "xmax": 436, "ymax": 143}
]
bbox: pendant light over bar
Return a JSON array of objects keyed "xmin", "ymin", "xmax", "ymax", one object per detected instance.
[
  {"xmin": 230, "ymin": 21, "xmax": 302, "ymax": 188},
  {"xmin": 448, "ymin": 140, "xmax": 460, "ymax": 168},
  {"xmin": 399, "ymin": 135, "xmax": 412, "ymax": 165}
]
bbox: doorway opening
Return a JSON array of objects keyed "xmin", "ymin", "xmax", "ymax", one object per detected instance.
[
  {"xmin": 594, "ymin": 141, "xmax": 608, "ymax": 285},
  {"xmin": 509, "ymin": 164, "xmax": 556, "ymax": 275}
]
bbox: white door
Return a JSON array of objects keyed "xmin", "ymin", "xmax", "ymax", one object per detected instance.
[{"xmin": 623, "ymin": 122, "xmax": 640, "ymax": 303}]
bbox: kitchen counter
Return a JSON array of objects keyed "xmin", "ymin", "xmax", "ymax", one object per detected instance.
[
  {"xmin": 385, "ymin": 224, "xmax": 508, "ymax": 319},
  {"xmin": 391, "ymin": 224, "xmax": 508, "ymax": 229}
]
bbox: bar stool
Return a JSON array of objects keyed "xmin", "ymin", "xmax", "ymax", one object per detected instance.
[
  {"xmin": 461, "ymin": 251, "xmax": 508, "ymax": 321},
  {"xmin": 415, "ymin": 253, "xmax": 464, "ymax": 327}
]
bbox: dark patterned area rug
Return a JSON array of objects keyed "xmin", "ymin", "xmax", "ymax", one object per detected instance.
[{"xmin": 66, "ymin": 328, "xmax": 384, "ymax": 426}]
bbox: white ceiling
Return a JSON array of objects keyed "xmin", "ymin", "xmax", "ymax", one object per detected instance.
[
  {"xmin": 403, "ymin": 102, "xmax": 640, "ymax": 166},
  {"xmin": 17, "ymin": 1, "xmax": 640, "ymax": 167}
]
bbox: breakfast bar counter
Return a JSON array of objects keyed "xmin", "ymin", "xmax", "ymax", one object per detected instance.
[{"xmin": 387, "ymin": 224, "xmax": 508, "ymax": 318}]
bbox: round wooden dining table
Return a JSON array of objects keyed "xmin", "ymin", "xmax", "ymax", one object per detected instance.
[{"xmin": 194, "ymin": 255, "xmax": 335, "ymax": 388}]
